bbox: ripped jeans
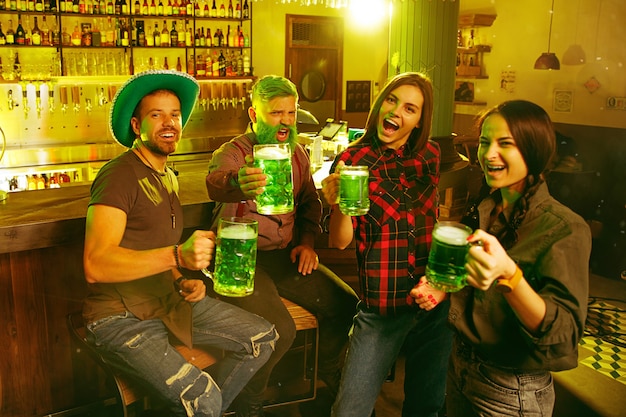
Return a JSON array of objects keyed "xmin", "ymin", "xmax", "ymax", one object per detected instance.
[{"xmin": 86, "ymin": 296, "xmax": 277, "ymax": 417}]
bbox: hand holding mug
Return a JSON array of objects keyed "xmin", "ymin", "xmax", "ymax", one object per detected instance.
[
  {"xmin": 321, "ymin": 160, "xmax": 344, "ymax": 205},
  {"xmin": 237, "ymin": 154, "xmax": 266, "ymax": 200},
  {"xmin": 465, "ymin": 229, "xmax": 517, "ymax": 291}
]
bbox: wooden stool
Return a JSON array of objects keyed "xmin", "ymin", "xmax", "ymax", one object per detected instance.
[{"xmin": 67, "ymin": 297, "xmax": 318, "ymax": 416}]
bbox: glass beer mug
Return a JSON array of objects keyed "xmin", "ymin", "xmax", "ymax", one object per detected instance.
[
  {"xmin": 253, "ymin": 143, "xmax": 294, "ymax": 215},
  {"xmin": 339, "ymin": 165, "xmax": 370, "ymax": 216},
  {"xmin": 202, "ymin": 217, "xmax": 258, "ymax": 297},
  {"xmin": 425, "ymin": 221, "xmax": 473, "ymax": 292}
]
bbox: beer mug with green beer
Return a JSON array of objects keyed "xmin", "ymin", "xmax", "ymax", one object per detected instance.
[
  {"xmin": 253, "ymin": 144, "xmax": 294, "ymax": 215},
  {"xmin": 425, "ymin": 221, "xmax": 473, "ymax": 292},
  {"xmin": 202, "ymin": 217, "xmax": 258, "ymax": 297},
  {"xmin": 339, "ymin": 165, "xmax": 370, "ymax": 216}
]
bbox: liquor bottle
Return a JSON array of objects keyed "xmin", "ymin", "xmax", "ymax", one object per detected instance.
[
  {"xmin": 15, "ymin": 14, "xmax": 26, "ymax": 45},
  {"xmin": 238, "ymin": 26, "xmax": 243, "ymax": 47},
  {"xmin": 35, "ymin": 0, "xmax": 43, "ymax": 11},
  {"xmin": 226, "ymin": 24, "xmax": 231, "ymax": 47},
  {"xmin": 234, "ymin": 0, "xmax": 240, "ymax": 18},
  {"xmin": 185, "ymin": 24, "xmax": 192, "ymax": 46},
  {"xmin": 209, "ymin": 0, "xmax": 216, "ymax": 17},
  {"xmin": 213, "ymin": 26, "xmax": 218, "ymax": 47},
  {"xmin": 41, "ymin": 15, "xmax": 51, "ymax": 46},
  {"xmin": 163, "ymin": 56, "xmax": 168, "ymax": 69},
  {"xmin": 48, "ymin": 0, "xmax": 56, "ymax": 11},
  {"xmin": 171, "ymin": 0, "xmax": 179, "ymax": 15},
  {"xmin": 157, "ymin": 0, "xmax": 163, "ymax": 15},
  {"xmin": 148, "ymin": 0, "xmax": 155, "ymax": 15},
  {"xmin": 106, "ymin": 0, "xmax": 113, "ymax": 13},
  {"xmin": 160, "ymin": 19, "xmax": 169, "ymax": 46},
  {"xmin": 204, "ymin": 53, "xmax": 211, "ymax": 76},
  {"xmin": 193, "ymin": 0, "xmax": 199, "ymax": 16},
  {"xmin": 195, "ymin": 54, "xmax": 205, "ymax": 76},
  {"xmin": 28, "ymin": 0, "xmax": 35, "ymax": 11},
  {"xmin": 86, "ymin": 0, "xmax": 93, "ymax": 14},
  {"xmin": 198, "ymin": 26, "xmax": 204, "ymax": 46},
  {"xmin": 467, "ymin": 29, "xmax": 474, "ymax": 48},
  {"xmin": 211, "ymin": 51, "xmax": 218, "ymax": 76},
  {"xmin": 187, "ymin": 55, "xmax": 194, "ymax": 75},
  {"xmin": 61, "ymin": 23, "xmax": 70, "ymax": 45},
  {"xmin": 5, "ymin": 20, "xmax": 15, "ymax": 44},
  {"xmin": 51, "ymin": 19, "xmax": 61, "ymax": 45},
  {"xmin": 176, "ymin": 56, "xmax": 182, "ymax": 71},
  {"xmin": 71, "ymin": 21, "xmax": 81, "ymax": 45},
  {"xmin": 202, "ymin": 0, "xmax": 209, "ymax": 17},
  {"xmin": 0, "ymin": 23, "xmax": 6, "ymax": 45},
  {"xmin": 120, "ymin": 19, "xmax": 129, "ymax": 46},
  {"xmin": 193, "ymin": 27, "xmax": 199, "ymax": 46},
  {"xmin": 218, "ymin": 49, "xmax": 225, "ymax": 76},
  {"xmin": 170, "ymin": 20, "xmax": 177, "ymax": 46},
  {"xmin": 164, "ymin": 0, "xmax": 171, "ymax": 15},
  {"xmin": 145, "ymin": 24, "xmax": 153, "ymax": 45},
  {"xmin": 24, "ymin": 15, "xmax": 31, "ymax": 45},
  {"xmin": 236, "ymin": 50, "xmax": 243, "ymax": 76},
  {"xmin": 121, "ymin": 0, "xmax": 128, "ymax": 13},
  {"xmin": 132, "ymin": 0, "xmax": 139, "ymax": 13},
  {"xmin": 205, "ymin": 27, "xmax": 211, "ymax": 46},
  {"xmin": 31, "ymin": 16, "xmax": 42, "ymax": 46},
  {"xmin": 105, "ymin": 16, "xmax": 115, "ymax": 45},
  {"xmin": 114, "ymin": 0, "xmax": 121, "ymax": 13},
  {"xmin": 242, "ymin": 0, "xmax": 248, "ymax": 19},
  {"xmin": 9, "ymin": 0, "xmax": 16, "ymax": 10},
  {"xmin": 185, "ymin": 0, "xmax": 191, "ymax": 16},
  {"xmin": 141, "ymin": 0, "xmax": 147, "ymax": 14},
  {"xmin": 218, "ymin": 0, "xmax": 224, "ymax": 17},
  {"xmin": 227, "ymin": 0, "xmax": 232, "ymax": 18},
  {"xmin": 14, "ymin": 51, "xmax": 21, "ymax": 80},
  {"xmin": 136, "ymin": 19, "xmax": 145, "ymax": 45},
  {"xmin": 91, "ymin": 19, "xmax": 101, "ymax": 46},
  {"xmin": 153, "ymin": 21, "xmax": 160, "ymax": 46}
]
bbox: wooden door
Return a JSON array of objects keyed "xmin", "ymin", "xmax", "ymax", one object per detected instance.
[{"xmin": 285, "ymin": 14, "xmax": 343, "ymax": 124}]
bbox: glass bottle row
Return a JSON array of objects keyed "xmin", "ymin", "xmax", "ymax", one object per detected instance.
[{"xmin": 0, "ymin": 0, "xmax": 250, "ymax": 18}]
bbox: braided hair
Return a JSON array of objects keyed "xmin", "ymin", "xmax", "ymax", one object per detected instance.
[{"xmin": 462, "ymin": 100, "xmax": 556, "ymax": 249}]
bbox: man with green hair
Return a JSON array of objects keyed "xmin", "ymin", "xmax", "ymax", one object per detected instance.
[{"xmin": 206, "ymin": 75, "xmax": 358, "ymax": 417}]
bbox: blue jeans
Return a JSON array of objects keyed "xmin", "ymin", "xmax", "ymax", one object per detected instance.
[
  {"xmin": 446, "ymin": 338, "xmax": 555, "ymax": 417},
  {"xmin": 331, "ymin": 299, "xmax": 453, "ymax": 417},
  {"xmin": 86, "ymin": 296, "xmax": 277, "ymax": 417}
]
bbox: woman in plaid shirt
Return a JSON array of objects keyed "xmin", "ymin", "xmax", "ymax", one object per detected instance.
[{"xmin": 321, "ymin": 72, "xmax": 452, "ymax": 417}]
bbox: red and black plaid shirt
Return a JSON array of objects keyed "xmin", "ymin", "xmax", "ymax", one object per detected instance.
[{"xmin": 333, "ymin": 140, "xmax": 440, "ymax": 315}]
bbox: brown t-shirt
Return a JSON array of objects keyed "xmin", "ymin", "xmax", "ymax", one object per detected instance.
[{"xmin": 82, "ymin": 151, "xmax": 193, "ymax": 346}]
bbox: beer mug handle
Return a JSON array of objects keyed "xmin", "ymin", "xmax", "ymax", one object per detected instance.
[{"xmin": 201, "ymin": 268, "xmax": 214, "ymax": 281}]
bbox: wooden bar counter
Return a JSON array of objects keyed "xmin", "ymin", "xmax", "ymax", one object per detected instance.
[{"xmin": 0, "ymin": 171, "xmax": 214, "ymax": 417}]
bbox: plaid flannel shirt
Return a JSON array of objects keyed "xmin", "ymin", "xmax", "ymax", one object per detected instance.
[{"xmin": 333, "ymin": 140, "xmax": 440, "ymax": 315}]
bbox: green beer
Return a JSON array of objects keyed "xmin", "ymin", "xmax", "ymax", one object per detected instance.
[
  {"xmin": 213, "ymin": 218, "xmax": 258, "ymax": 297},
  {"xmin": 339, "ymin": 165, "xmax": 370, "ymax": 216},
  {"xmin": 425, "ymin": 222, "xmax": 472, "ymax": 292},
  {"xmin": 254, "ymin": 144, "xmax": 294, "ymax": 215}
]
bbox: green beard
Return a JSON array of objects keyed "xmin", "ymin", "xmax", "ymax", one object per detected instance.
[{"xmin": 255, "ymin": 120, "xmax": 298, "ymax": 150}]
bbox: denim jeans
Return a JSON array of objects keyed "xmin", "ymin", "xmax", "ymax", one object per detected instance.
[
  {"xmin": 86, "ymin": 296, "xmax": 277, "ymax": 417},
  {"xmin": 223, "ymin": 248, "xmax": 359, "ymax": 407},
  {"xmin": 446, "ymin": 338, "xmax": 555, "ymax": 417},
  {"xmin": 331, "ymin": 299, "xmax": 453, "ymax": 417}
]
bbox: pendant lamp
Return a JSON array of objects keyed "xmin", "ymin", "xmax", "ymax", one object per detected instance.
[{"xmin": 534, "ymin": 0, "xmax": 560, "ymax": 70}]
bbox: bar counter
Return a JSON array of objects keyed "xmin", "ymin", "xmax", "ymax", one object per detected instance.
[{"xmin": 0, "ymin": 171, "xmax": 215, "ymax": 417}]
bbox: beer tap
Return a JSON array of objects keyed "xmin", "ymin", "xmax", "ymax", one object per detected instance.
[
  {"xmin": 7, "ymin": 89, "xmax": 15, "ymax": 111},
  {"xmin": 97, "ymin": 87, "xmax": 108, "ymax": 107},
  {"xmin": 210, "ymin": 83, "xmax": 219, "ymax": 111},
  {"xmin": 59, "ymin": 86, "xmax": 68, "ymax": 114},
  {"xmin": 20, "ymin": 81, "xmax": 30, "ymax": 119},
  {"xmin": 46, "ymin": 82, "xmax": 55, "ymax": 114},
  {"xmin": 199, "ymin": 83, "xmax": 209, "ymax": 111},
  {"xmin": 238, "ymin": 83, "xmax": 248, "ymax": 110},
  {"xmin": 35, "ymin": 83, "xmax": 43, "ymax": 118},
  {"xmin": 71, "ymin": 86, "xmax": 81, "ymax": 114}
]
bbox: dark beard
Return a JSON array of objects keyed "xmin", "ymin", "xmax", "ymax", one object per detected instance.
[{"xmin": 255, "ymin": 120, "xmax": 298, "ymax": 150}]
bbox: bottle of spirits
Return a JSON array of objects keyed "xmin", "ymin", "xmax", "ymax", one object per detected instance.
[
  {"xmin": 145, "ymin": 24, "xmax": 153, "ymax": 45},
  {"xmin": 71, "ymin": 21, "xmax": 81, "ymax": 46},
  {"xmin": 41, "ymin": 15, "xmax": 51, "ymax": 46},
  {"xmin": 160, "ymin": 19, "xmax": 169, "ymax": 46},
  {"xmin": 218, "ymin": 0, "xmax": 224, "ymax": 17},
  {"xmin": 148, "ymin": 0, "xmax": 156, "ymax": 15},
  {"xmin": 157, "ymin": 0, "xmax": 163, "ymax": 15},
  {"xmin": 163, "ymin": 56, "xmax": 168, "ymax": 69},
  {"xmin": 218, "ymin": 49, "xmax": 225, "ymax": 76},
  {"xmin": 35, "ymin": 0, "xmax": 43, "ymax": 11},
  {"xmin": 14, "ymin": 51, "xmax": 21, "ymax": 80},
  {"xmin": 0, "ymin": 23, "xmax": 6, "ymax": 45},
  {"xmin": 164, "ymin": 0, "xmax": 171, "ymax": 15},
  {"xmin": 31, "ymin": 16, "xmax": 42, "ymax": 46},
  {"xmin": 15, "ymin": 14, "xmax": 26, "ymax": 45},
  {"xmin": 176, "ymin": 56, "xmax": 182, "ymax": 71},
  {"xmin": 210, "ymin": 0, "xmax": 216, "ymax": 17},
  {"xmin": 136, "ymin": 19, "xmax": 145, "ymax": 45},
  {"xmin": 234, "ymin": 0, "xmax": 240, "ymax": 18},
  {"xmin": 153, "ymin": 21, "xmax": 160, "ymax": 46},
  {"xmin": 242, "ymin": 0, "xmax": 248, "ymax": 19},
  {"xmin": 170, "ymin": 20, "xmax": 178, "ymax": 46},
  {"xmin": 5, "ymin": 20, "xmax": 15, "ymax": 44},
  {"xmin": 227, "ymin": 0, "xmax": 232, "ymax": 18}
]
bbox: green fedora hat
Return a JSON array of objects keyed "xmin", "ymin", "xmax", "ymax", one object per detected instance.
[{"xmin": 110, "ymin": 70, "xmax": 200, "ymax": 148}]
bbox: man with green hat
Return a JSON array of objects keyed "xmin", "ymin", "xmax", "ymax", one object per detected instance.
[{"xmin": 82, "ymin": 70, "xmax": 278, "ymax": 417}]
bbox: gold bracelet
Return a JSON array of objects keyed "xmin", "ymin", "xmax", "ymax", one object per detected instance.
[{"xmin": 495, "ymin": 265, "xmax": 523, "ymax": 293}]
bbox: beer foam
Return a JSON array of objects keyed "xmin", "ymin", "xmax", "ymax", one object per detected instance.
[
  {"xmin": 434, "ymin": 224, "xmax": 470, "ymax": 245},
  {"xmin": 341, "ymin": 168, "xmax": 369, "ymax": 176},
  {"xmin": 220, "ymin": 225, "xmax": 257, "ymax": 239},
  {"xmin": 255, "ymin": 146, "xmax": 290, "ymax": 160}
]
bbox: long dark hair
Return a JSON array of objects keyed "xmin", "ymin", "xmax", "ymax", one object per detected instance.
[
  {"xmin": 353, "ymin": 72, "xmax": 434, "ymax": 154},
  {"xmin": 464, "ymin": 100, "xmax": 556, "ymax": 249}
]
